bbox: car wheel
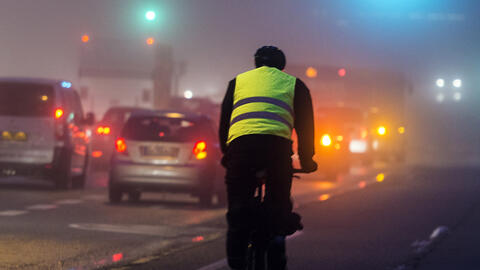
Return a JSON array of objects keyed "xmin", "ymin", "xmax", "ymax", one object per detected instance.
[
  {"xmin": 109, "ymin": 184, "xmax": 123, "ymax": 203},
  {"xmin": 54, "ymin": 149, "xmax": 73, "ymax": 190},
  {"xmin": 128, "ymin": 191, "xmax": 141, "ymax": 202}
]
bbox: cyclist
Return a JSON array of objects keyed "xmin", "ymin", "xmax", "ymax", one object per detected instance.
[{"xmin": 219, "ymin": 46, "xmax": 317, "ymax": 270}]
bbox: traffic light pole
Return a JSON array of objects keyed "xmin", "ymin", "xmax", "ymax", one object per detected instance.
[{"xmin": 152, "ymin": 43, "xmax": 174, "ymax": 109}]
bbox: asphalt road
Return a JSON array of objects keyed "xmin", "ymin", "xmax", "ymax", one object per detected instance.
[
  {"xmin": 5, "ymin": 163, "xmax": 479, "ymax": 270},
  {"xmin": 0, "ymin": 162, "xmax": 387, "ymax": 270},
  {"xmin": 100, "ymin": 166, "xmax": 480, "ymax": 270}
]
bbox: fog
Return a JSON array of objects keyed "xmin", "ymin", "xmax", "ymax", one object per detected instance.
[{"xmin": 1, "ymin": 0, "xmax": 479, "ymax": 165}]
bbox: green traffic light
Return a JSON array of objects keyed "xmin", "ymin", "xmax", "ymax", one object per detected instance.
[{"xmin": 145, "ymin": 11, "xmax": 156, "ymax": 21}]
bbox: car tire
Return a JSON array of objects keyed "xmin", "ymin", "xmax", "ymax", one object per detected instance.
[
  {"xmin": 128, "ymin": 191, "xmax": 141, "ymax": 202},
  {"xmin": 109, "ymin": 184, "xmax": 123, "ymax": 203},
  {"xmin": 54, "ymin": 149, "xmax": 73, "ymax": 190}
]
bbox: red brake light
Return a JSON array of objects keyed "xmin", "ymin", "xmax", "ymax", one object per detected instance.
[
  {"xmin": 193, "ymin": 141, "xmax": 207, "ymax": 160},
  {"xmin": 55, "ymin": 108, "xmax": 64, "ymax": 119},
  {"xmin": 115, "ymin": 138, "xmax": 127, "ymax": 153}
]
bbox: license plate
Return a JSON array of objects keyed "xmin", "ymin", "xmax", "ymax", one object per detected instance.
[{"xmin": 141, "ymin": 146, "xmax": 179, "ymax": 157}]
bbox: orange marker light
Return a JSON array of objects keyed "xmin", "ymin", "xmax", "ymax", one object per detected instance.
[
  {"xmin": 81, "ymin": 34, "xmax": 90, "ymax": 43},
  {"xmin": 146, "ymin": 37, "xmax": 155, "ymax": 45},
  {"xmin": 376, "ymin": 173, "xmax": 385, "ymax": 182},
  {"xmin": 305, "ymin": 67, "xmax": 318, "ymax": 78}
]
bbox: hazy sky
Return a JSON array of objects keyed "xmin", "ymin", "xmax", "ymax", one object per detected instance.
[{"xmin": 1, "ymin": 0, "xmax": 478, "ymax": 98}]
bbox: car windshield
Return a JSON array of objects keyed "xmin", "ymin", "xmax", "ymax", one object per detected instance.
[
  {"xmin": 102, "ymin": 109, "xmax": 133, "ymax": 124},
  {"xmin": 0, "ymin": 82, "xmax": 54, "ymax": 117},
  {"xmin": 121, "ymin": 115, "xmax": 213, "ymax": 143}
]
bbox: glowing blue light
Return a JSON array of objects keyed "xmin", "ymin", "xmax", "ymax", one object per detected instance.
[{"xmin": 61, "ymin": 81, "xmax": 72, "ymax": 88}]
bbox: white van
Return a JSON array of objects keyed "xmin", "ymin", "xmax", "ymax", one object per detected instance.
[{"xmin": 0, "ymin": 78, "xmax": 94, "ymax": 189}]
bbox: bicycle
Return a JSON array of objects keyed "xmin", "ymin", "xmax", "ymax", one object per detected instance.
[{"xmin": 246, "ymin": 168, "xmax": 306, "ymax": 270}]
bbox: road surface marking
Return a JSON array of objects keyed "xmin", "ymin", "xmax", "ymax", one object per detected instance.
[
  {"xmin": 55, "ymin": 199, "xmax": 84, "ymax": 205},
  {"xmin": 26, "ymin": 204, "xmax": 58, "ymax": 210},
  {"xmin": 69, "ymin": 223, "xmax": 218, "ymax": 237},
  {"xmin": 0, "ymin": 210, "xmax": 29, "ymax": 216},
  {"xmin": 82, "ymin": 195, "xmax": 105, "ymax": 201}
]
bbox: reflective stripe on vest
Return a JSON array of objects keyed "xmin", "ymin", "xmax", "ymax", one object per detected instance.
[{"xmin": 227, "ymin": 66, "xmax": 296, "ymax": 144}]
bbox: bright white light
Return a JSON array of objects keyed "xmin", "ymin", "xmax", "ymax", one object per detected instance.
[
  {"xmin": 453, "ymin": 79, "xmax": 462, "ymax": 88},
  {"xmin": 184, "ymin": 90, "xmax": 193, "ymax": 99},
  {"xmin": 145, "ymin": 11, "xmax": 156, "ymax": 21},
  {"xmin": 453, "ymin": 92, "xmax": 462, "ymax": 101},
  {"xmin": 349, "ymin": 140, "xmax": 367, "ymax": 153},
  {"xmin": 436, "ymin": 93, "xmax": 445, "ymax": 103},
  {"xmin": 436, "ymin": 78, "xmax": 445, "ymax": 88}
]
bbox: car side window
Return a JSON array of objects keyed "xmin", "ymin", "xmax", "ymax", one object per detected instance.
[
  {"xmin": 62, "ymin": 90, "xmax": 83, "ymax": 123},
  {"xmin": 71, "ymin": 90, "xmax": 84, "ymax": 121}
]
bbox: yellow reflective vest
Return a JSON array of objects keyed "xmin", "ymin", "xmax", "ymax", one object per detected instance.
[{"xmin": 227, "ymin": 66, "xmax": 296, "ymax": 144}]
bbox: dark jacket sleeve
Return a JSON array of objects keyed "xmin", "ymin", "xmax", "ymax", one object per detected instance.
[
  {"xmin": 219, "ymin": 79, "xmax": 235, "ymax": 154},
  {"xmin": 294, "ymin": 78, "xmax": 316, "ymax": 168}
]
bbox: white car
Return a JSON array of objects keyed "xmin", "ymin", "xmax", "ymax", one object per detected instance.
[{"xmin": 0, "ymin": 78, "xmax": 94, "ymax": 189}]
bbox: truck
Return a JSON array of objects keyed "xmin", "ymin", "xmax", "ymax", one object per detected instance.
[{"xmin": 285, "ymin": 65, "xmax": 410, "ymax": 179}]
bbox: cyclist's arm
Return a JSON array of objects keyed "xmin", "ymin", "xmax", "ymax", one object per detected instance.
[
  {"xmin": 219, "ymin": 79, "xmax": 236, "ymax": 154},
  {"xmin": 294, "ymin": 78, "xmax": 317, "ymax": 172}
]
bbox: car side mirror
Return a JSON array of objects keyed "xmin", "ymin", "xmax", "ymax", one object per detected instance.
[{"xmin": 84, "ymin": 112, "xmax": 95, "ymax": 126}]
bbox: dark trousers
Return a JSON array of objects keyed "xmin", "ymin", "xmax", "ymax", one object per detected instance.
[{"xmin": 224, "ymin": 135, "xmax": 293, "ymax": 270}]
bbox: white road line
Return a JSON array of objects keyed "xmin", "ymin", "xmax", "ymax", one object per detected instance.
[
  {"xmin": 69, "ymin": 223, "xmax": 218, "ymax": 237},
  {"xmin": 82, "ymin": 195, "xmax": 105, "ymax": 201},
  {"xmin": 0, "ymin": 210, "xmax": 29, "ymax": 216},
  {"xmin": 26, "ymin": 204, "xmax": 58, "ymax": 210},
  {"xmin": 196, "ymin": 231, "xmax": 304, "ymax": 270},
  {"xmin": 55, "ymin": 199, "xmax": 84, "ymax": 205}
]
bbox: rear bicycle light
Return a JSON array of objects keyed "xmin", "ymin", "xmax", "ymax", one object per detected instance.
[
  {"xmin": 193, "ymin": 141, "xmax": 207, "ymax": 160},
  {"xmin": 115, "ymin": 137, "xmax": 127, "ymax": 154}
]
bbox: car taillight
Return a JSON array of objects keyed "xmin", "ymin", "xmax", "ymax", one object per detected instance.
[
  {"xmin": 54, "ymin": 108, "xmax": 64, "ymax": 119},
  {"xmin": 96, "ymin": 125, "xmax": 111, "ymax": 135},
  {"xmin": 115, "ymin": 138, "xmax": 127, "ymax": 154},
  {"xmin": 193, "ymin": 141, "xmax": 207, "ymax": 160},
  {"xmin": 54, "ymin": 108, "xmax": 65, "ymax": 140}
]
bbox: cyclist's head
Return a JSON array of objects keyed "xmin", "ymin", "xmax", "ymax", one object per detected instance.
[{"xmin": 254, "ymin": 46, "xmax": 286, "ymax": 70}]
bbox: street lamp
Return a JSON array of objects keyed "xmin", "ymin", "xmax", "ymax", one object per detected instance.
[
  {"xmin": 184, "ymin": 90, "xmax": 193, "ymax": 99},
  {"xmin": 436, "ymin": 78, "xmax": 445, "ymax": 88},
  {"xmin": 453, "ymin": 79, "xmax": 462, "ymax": 88},
  {"xmin": 145, "ymin": 11, "xmax": 156, "ymax": 21}
]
